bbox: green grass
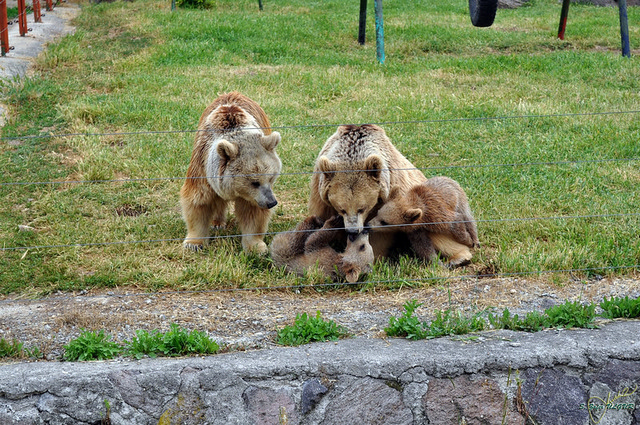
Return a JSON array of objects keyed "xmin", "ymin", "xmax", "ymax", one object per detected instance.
[{"xmin": 0, "ymin": 0, "xmax": 639, "ymax": 294}]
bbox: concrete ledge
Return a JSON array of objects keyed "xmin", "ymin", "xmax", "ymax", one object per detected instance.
[{"xmin": 1, "ymin": 320, "xmax": 639, "ymax": 424}]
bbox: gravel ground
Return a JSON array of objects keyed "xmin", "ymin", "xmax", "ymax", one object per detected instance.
[{"xmin": 1, "ymin": 275, "xmax": 639, "ymax": 362}]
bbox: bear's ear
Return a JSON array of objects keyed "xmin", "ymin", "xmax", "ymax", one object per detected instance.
[
  {"xmin": 364, "ymin": 155, "xmax": 384, "ymax": 180},
  {"xmin": 388, "ymin": 186, "xmax": 402, "ymax": 200},
  {"xmin": 403, "ymin": 208, "xmax": 422, "ymax": 223},
  {"xmin": 318, "ymin": 156, "xmax": 336, "ymax": 181},
  {"xmin": 261, "ymin": 132, "xmax": 281, "ymax": 151},
  {"xmin": 217, "ymin": 140, "xmax": 238, "ymax": 162}
]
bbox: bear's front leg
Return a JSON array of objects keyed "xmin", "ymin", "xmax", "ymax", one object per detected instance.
[
  {"xmin": 180, "ymin": 187, "xmax": 226, "ymax": 251},
  {"xmin": 235, "ymin": 198, "xmax": 273, "ymax": 254}
]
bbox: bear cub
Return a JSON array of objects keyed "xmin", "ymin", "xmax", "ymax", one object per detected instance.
[
  {"xmin": 270, "ymin": 215, "xmax": 375, "ymax": 283},
  {"xmin": 180, "ymin": 91, "xmax": 281, "ymax": 254},
  {"xmin": 368, "ymin": 176, "xmax": 479, "ymax": 267}
]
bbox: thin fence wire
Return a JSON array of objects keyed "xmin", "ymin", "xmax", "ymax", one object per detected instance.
[
  {"xmin": 2, "ymin": 212, "xmax": 638, "ymax": 252},
  {"xmin": 2, "ymin": 157, "xmax": 639, "ymax": 187},
  {"xmin": 2, "ymin": 111, "xmax": 639, "ymax": 305},
  {"xmin": 0, "ymin": 264, "xmax": 638, "ymax": 307},
  {"xmin": 1, "ymin": 109, "xmax": 639, "ymax": 141}
]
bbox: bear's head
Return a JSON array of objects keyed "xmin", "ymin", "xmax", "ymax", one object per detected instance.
[
  {"xmin": 367, "ymin": 187, "xmax": 422, "ymax": 232},
  {"xmin": 318, "ymin": 154, "xmax": 387, "ymax": 235},
  {"xmin": 341, "ymin": 231, "xmax": 374, "ymax": 283},
  {"xmin": 217, "ymin": 132, "xmax": 282, "ymax": 209}
]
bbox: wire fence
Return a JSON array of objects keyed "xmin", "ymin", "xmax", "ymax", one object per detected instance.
[{"xmin": 2, "ymin": 112, "xmax": 639, "ymax": 304}]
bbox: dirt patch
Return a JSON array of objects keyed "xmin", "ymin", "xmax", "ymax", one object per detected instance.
[{"xmin": 1, "ymin": 275, "xmax": 638, "ymax": 362}]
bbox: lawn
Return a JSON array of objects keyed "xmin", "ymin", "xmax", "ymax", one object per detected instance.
[{"xmin": 0, "ymin": 0, "xmax": 638, "ymax": 295}]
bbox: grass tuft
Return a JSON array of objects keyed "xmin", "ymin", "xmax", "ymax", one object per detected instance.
[{"xmin": 277, "ymin": 311, "xmax": 350, "ymax": 346}]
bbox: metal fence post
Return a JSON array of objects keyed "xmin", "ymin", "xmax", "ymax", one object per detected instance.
[
  {"xmin": 358, "ymin": 0, "xmax": 367, "ymax": 45},
  {"xmin": 17, "ymin": 0, "xmax": 28, "ymax": 36},
  {"xmin": 618, "ymin": 0, "xmax": 631, "ymax": 57},
  {"xmin": 557, "ymin": 0, "xmax": 570, "ymax": 40},
  {"xmin": 33, "ymin": 0, "xmax": 42, "ymax": 23},
  {"xmin": 374, "ymin": 0, "xmax": 384, "ymax": 64},
  {"xmin": 0, "ymin": 0, "xmax": 9, "ymax": 56}
]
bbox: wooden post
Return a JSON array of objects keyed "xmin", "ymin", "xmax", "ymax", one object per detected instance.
[
  {"xmin": 374, "ymin": 0, "xmax": 384, "ymax": 64},
  {"xmin": 33, "ymin": 0, "xmax": 42, "ymax": 23},
  {"xmin": 618, "ymin": 0, "xmax": 631, "ymax": 57},
  {"xmin": 358, "ymin": 0, "xmax": 367, "ymax": 45},
  {"xmin": 0, "ymin": 0, "xmax": 9, "ymax": 56},
  {"xmin": 45, "ymin": 0, "xmax": 52, "ymax": 12},
  {"xmin": 17, "ymin": 0, "xmax": 27, "ymax": 36},
  {"xmin": 557, "ymin": 0, "xmax": 570, "ymax": 40}
]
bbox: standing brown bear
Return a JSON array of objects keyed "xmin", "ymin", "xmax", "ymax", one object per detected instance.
[
  {"xmin": 180, "ymin": 92, "xmax": 281, "ymax": 254},
  {"xmin": 308, "ymin": 124, "xmax": 427, "ymax": 258},
  {"xmin": 368, "ymin": 176, "xmax": 480, "ymax": 267}
]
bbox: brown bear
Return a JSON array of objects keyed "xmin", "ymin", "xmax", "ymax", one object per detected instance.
[
  {"xmin": 308, "ymin": 124, "xmax": 427, "ymax": 258},
  {"xmin": 180, "ymin": 91, "xmax": 281, "ymax": 254},
  {"xmin": 367, "ymin": 176, "xmax": 480, "ymax": 267},
  {"xmin": 270, "ymin": 215, "xmax": 375, "ymax": 283}
]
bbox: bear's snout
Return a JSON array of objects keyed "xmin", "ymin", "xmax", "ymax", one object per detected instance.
[{"xmin": 266, "ymin": 199, "xmax": 278, "ymax": 209}]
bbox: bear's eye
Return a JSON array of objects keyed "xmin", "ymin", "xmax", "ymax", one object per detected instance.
[
  {"xmin": 339, "ymin": 209, "xmax": 347, "ymax": 215},
  {"xmin": 380, "ymin": 220, "xmax": 388, "ymax": 227},
  {"xmin": 251, "ymin": 181, "xmax": 260, "ymax": 188},
  {"xmin": 357, "ymin": 208, "xmax": 364, "ymax": 214},
  {"xmin": 359, "ymin": 244, "xmax": 366, "ymax": 252}
]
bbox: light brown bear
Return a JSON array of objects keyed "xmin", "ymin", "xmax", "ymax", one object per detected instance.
[
  {"xmin": 367, "ymin": 176, "xmax": 480, "ymax": 267},
  {"xmin": 308, "ymin": 124, "xmax": 427, "ymax": 258},
  {"xmin": 180, "ymin": 91, "xmax": 281, "ymax": 254},
  {"xmin": 270, "ymin": 215, "xmax": 374, "ymax": 283}
]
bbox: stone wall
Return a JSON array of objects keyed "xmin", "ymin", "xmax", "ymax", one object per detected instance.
[{"xmin": 1, "ymin": 321, "xmax": 639, "ymax": 424}]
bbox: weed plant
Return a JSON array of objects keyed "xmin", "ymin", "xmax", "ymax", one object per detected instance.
[
  {"xmin": 126, "ymin": 329, "xmax": 165, "ymax": 359},
  {"xmin": 277, "ymin": 311, "xmax": 350, "ymax": 346},
  {"xmin": 0, "ymin": 338, "xmax": 24, "ymax": 358},
  {"xmin": 126, "ymin": 325, "xmax": 219, "ymax": 358},
  {"xmin": 544, "ymin": 300, "xmax": 597, "ymax": 329},
  {"xmin": 385, "ymin": 300, "xmax": 428, "ymax": 340},
  {"xmin": 385, "ymin": 300, "xmax": 486, "ymax": 339},
  {"xmin": 0, "ymin": 0, "xmax": 639, "ymax": 294},
  {"xmin": 488, "ymin": 308, "xmax": 547, "ymax": 332},
  {"xmin": 386, "ymin": 296, "xmax": 636, "ymax": 340},
  {"xmin": 63, "ymin": 330, "xmax": 122, "ymax": 361},
  {"xmin": 159, "ymin": 323, "xmax": 220, "ymax": 356},
  {"xmin": 599, "ymin": 295, "xmax": 640, "ymax": 319}
]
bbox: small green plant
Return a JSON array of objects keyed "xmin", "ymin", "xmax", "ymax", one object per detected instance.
[
  {"xmin": 0, "ymin": 338, "xmax": 24, "ymax": 358},
  {"xmin": 488, "ymin": 308, "xmax": 548, "ymax": 332},
  {"xmin": 63, "ymin": 329, "xmax": 122, "ymax": 361},
  {"xmin": 385, "ymin": 300, "xmax": 428, "ymax": 340},
  {"xmin": 427, "ymin": 308, "xmax": 486, "ymax": 338},
  {"xmin": 599, "ymin": 296, "xmax": 640, "ymax": 319},
  {"xmin": 277, "ymin": 311, "xmax": 349, "ymax": 346},
  {"xmin": 385, "ymin": 300, "xmax": 485, "ymax": 340},
  {"xmin": 125, "ymin": 329, "xmax": 164, "ymax": 359},
  {"xmin": 160, "ymin": 323, "xmax": 219, "ymax": 357},
  {"xmin": 544, "ymin": 300, "xmax": 596, "ymax": 329},
  {"xmin": 102, "ymin": 399, "xmax": 112, "ymax": 425}
]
